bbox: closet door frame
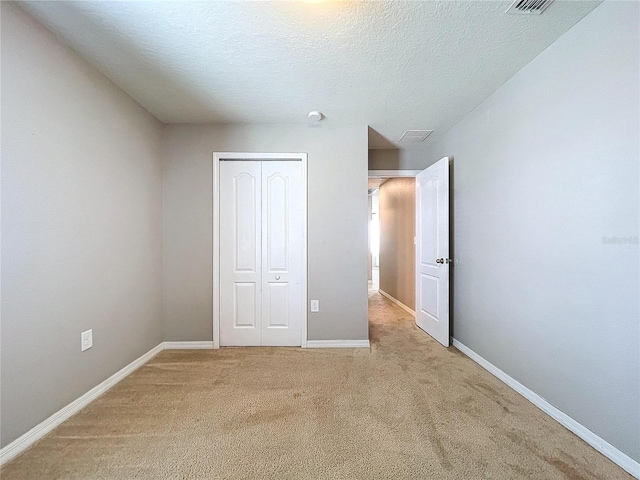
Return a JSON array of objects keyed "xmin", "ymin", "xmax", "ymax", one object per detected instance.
[{"xmin": 212, "ymin": 152, "xmax": 308, "ymax": 349}]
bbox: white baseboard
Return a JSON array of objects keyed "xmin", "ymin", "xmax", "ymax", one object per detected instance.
[
  {"xmin": 162, "ymin": 341, "xmax": 215, "ymax": 350},
  {"xmin": 305, "ymin": 340, "xmax": 370, "ymax": 348},
  {"xmin": 452, "ymin": 339, "xmax": 640, "ymax": 479},
  {"xmin": 0, "ymin": 343, "xmax": 164, "ymax": 466},
  {"xmin": 378, "ymin": 289, "xmax": 415, "ymax": 316}
]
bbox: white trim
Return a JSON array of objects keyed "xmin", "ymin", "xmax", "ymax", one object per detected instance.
[
  {"xmin": 162, "ymin": 341, "xmax": 215, "ymax": 350},
  {"xmin": 452, "ymin": 339, "xmax": 640, "ymax": 479},
  {"xmin": 212, "ymin": 155, "xmax": 220, "ymax": 349},
  {"xmin": 212, "ymin": 153, "xmax": 308, "ymax": 349},
  {"xmin": 300, "ymin": 157, "xmax": 308, "ymax": 348},
  {"xmin": 0, "ymin": 343, "xmax": 164, "ymax": 466},
  {"xmin": 378, "ymin": 289, "xmax": 415, "ymax": 316},
  {"xmin": 305, "ymin": 340, "xmax": 370, "ymax": 348},
  {"xmin": 368, "ymin": 170, "xmax": 422, "ymax": 177},
  {"xmin": 214, "ymin": 152, "xmax": 303, "ymax": 160}
]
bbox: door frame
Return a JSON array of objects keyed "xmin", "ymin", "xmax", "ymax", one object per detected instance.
[
  {"xmin": 368, "ymin": 170, "xmax": 422, "ymax": 178},
  {"xmin": 212, "ymin": 152, "xmax": 308, "ymax": 349},
  {"xmin": 367, "ymin": 169, "xmax": 422, "ymax": 294},
  {"xmin": 368, "ymin": 161, "xmax": 451, "ymax": 346}
]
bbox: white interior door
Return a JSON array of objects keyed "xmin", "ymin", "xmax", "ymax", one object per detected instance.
[
  {"xmin": 220, "ymin": 161, "xmax": 262, "ymax": 346},
  {"xmin": 219, "ymin": 160, "xmax": 303, "ymax": 347},
  {"xmin": 415, "ymin": 157, "xmax": 450, "ymax": 347},
  {"xmin": 261, "ymin": 161, "xmax": 303, "ymax": 346}
]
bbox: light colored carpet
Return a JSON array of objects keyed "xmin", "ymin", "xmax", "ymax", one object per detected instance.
[{"xmin": 2, "ymin": 290, "xmax": 632, "ymax": 479}]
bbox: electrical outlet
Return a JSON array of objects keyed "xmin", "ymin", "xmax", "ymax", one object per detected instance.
[
  {"xmin": 310, "ymin": 300, "xmax": 320, "ymax": 313},
  {"xmin": 81, "ymin": 329, "xmax": 93, "ymax": 352}
]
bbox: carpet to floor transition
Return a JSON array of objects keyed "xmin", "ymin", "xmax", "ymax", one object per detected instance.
[{"xmin": 1, "ymin": 290, "xmax": 633, "ymax": 479}]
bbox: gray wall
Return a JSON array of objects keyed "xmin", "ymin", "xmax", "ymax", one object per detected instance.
[
  {"xmin": 1, "ymin": 3, "xmax": 164, "ymax": 448},
  {"xmin": 424, "ymin": 1, "xmax": 639, "ymax": 462},
  {"xmin": 379, "ymin": 178, "xmax": 415, "ymax": 309},
  {"xmin": 162, "ymin": 124, "xmax": 369, "ymax": 342},
  {"xmin": 369, "ymin": 148, "xmax": 433, "ymax": 171}
]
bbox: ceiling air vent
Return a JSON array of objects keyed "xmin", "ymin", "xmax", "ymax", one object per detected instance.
[
  {"xmin": 506, "ymin": 0, "xmax": 554, "ymax": 15},
  {"xmin": 399, "ymin": 130, "xmax": 433, "ymax": 143}
]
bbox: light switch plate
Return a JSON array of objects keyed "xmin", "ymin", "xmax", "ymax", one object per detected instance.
[{"xmin": 310, "ymin": 300, "xmax": 320, "ymax": 313}]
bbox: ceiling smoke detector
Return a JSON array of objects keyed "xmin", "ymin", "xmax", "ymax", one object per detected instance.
[
  {"xmin": 308, "ymin": 111, "xmax": 324, "ymax": 122},
  {"xmin": 399, "ymin": 130, "xmax": 433, "ymax": 143},
  {"xmin": 506, "ymin": 0, "xmax": 554, "ymax": 15}
]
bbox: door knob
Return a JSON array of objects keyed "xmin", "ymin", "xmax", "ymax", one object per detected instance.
[
  {"xmin": 436, "ymin": 258, "xmax": 443, "ymax": 264},
  {"xmin": 275, "ymin": 275, "xmax": 281, "ymax": 280},
  {"xmin": 436, "ymin": 258, "xmax": 452, "ymax": 264}
]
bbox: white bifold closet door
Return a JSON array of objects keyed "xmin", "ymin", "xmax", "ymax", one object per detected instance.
[{"xmin": 219, "ymin": 160, "xmax": 303, "ymax": 346}]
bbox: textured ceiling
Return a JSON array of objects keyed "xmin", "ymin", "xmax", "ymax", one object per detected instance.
[{"xmin": 19, "ymin": 0, "xmax": 600, "ymax": 149}]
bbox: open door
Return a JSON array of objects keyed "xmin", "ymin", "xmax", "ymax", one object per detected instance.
[{"xmin": 415, "ymin": 157, "xmax": 450, "ymax": 347}]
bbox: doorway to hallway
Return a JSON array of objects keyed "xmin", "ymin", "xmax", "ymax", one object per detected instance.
[
  {"xmin": 368, "ymin": 159, "xmax": 452, "ymax": 348},
  {"xmin": 369, "ymin": 186, "xmax": 380, "ymax": 289},
  {"xmin": 368, "ymin": 170, "xmax": 420, "ymax": 317}
]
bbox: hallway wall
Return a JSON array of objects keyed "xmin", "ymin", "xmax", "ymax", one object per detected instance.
[{"xmin": 379, "ymin": 178, "xmax": 415, "ymax": 310}]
